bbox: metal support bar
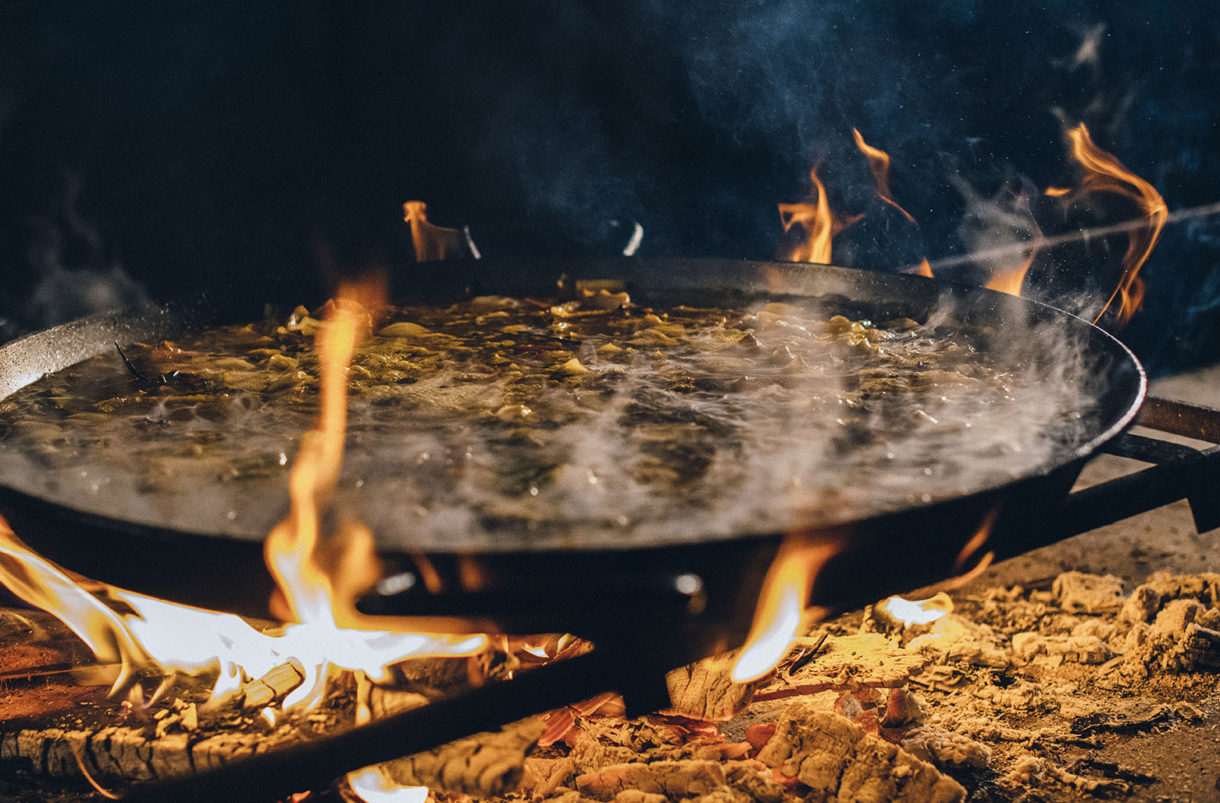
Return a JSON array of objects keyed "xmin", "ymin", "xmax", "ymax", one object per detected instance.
[
  {"xmin": 1137, "ymin": 396, "xmax": 1220, "ymax": 443},
  {"xmin": 357, "ymin": 573, "xmax": 705, "ymax": 636},
  {"xmin": 1059, "ymin": 446, "xmax": 1220, "ymax": 536},
  {"xmin": 1100, "ymin": 432, "xmax": 1204, "ymax": 464}
]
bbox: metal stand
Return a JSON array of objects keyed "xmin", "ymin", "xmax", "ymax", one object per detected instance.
[{"xmin": 1059, "ymin": 396, "xmax": 1220, "ymax": 537}]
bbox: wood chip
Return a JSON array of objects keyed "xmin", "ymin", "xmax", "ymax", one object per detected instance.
[
  {"xmin": 663, "ymin": 652, "xmax": 760, "ymax": 721},
  {"xmin": 379, "ymin": 717, "xmax": 544, "ymax": 797},
  {"xmin": 755, "ymin": 633, "xmax": 927, "ymax": 700},
  {"xmin": 239, "ymin": 658, "xmax": 306, "ymax": 709},
  {"xmin": 575, "ymin": 759, "xmax": 727, "ymax": 800}
]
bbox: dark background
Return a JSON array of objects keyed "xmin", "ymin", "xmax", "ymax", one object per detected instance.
[{"xmin": 1, "ymin": 1, "xmax": 1218, "ymax": 375}]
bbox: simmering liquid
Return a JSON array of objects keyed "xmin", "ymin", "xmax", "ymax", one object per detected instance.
[{"xmin": 0, "ymin": 290, "xmax": 1098, "ymax": 549}]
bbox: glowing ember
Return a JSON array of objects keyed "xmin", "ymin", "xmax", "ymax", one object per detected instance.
[
  {"xmin": 852, "ymin": 128, "xmax": 916, "ymax": 224},
  {"xmin": 1063, "ymin": 124, "xmax": 1168, "ymax": 326},
  {"xmin": 347, "ymin": 767, "xmax": 429, "ymax": 803},
  {"xmin": 881, "ymin": 592, "xmax": 954, "ymax": 627},
  {"xmin": 731, "ymin": 539, "xmax": 837, "ymax": 682}
]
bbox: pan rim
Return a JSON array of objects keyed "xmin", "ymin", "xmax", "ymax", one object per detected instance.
[{"xmin": 0, "ymin": 258, "xmax": 1146, "ymax": 556}]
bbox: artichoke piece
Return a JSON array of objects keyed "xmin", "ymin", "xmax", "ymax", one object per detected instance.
[{"xmin": 380, "ymin": 321, "xmax": 432, "ymax": 338}]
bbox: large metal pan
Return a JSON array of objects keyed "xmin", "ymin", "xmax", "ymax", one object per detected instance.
[{"xmin": 0, "ymin": 258, "xmax": 1145, "ymax": 643}]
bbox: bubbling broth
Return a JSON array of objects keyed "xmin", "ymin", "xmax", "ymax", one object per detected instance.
[{"xmin": 0, "ymin": 289, "xmax": 1099, "ymax": 549}]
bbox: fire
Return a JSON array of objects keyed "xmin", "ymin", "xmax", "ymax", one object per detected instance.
[
  {"xmin": 982, "ymin": 225, "xmax": 1043, "ymax": 297},
  {"xmin": 880, "ymin": 593, "xmax": 953, "ymax": 627},
  {"xmin": 852, "ymin": 128, "xmax": 916, "ymax": 224},
  {"xmin": 1063, "ymin": 124, "xmax": 1168, "ymax": 325},
  {"xmin": 731, "ymin": 538, "xmax": 837, "ymax": 682},
  {"xmin": 403, "ymin": 201, "xmax": 466, "ymax": 262},
  {"xmin": 264, "ymin": 279, "xmax": 390, "ymax": 630},
  {"xmin": 346, "ymin": 768, "xmax": 429, "ymax": 802},
  {"xmin": 0, "ymin": 520, "xmax": 483, "ymax": 712},
  {"xmin": 948, "ymin": 510, "xmax": 996, "ymax": 587},
  {"xmin": 0, "ymin": 523, "xmax": 155, "ymax": 693},
  {"xmin": 0, "ymin": 277, "xmax": 485, "ymax": 725},
  {"xmin": 978, "ymin": 125, "xmax": 1167, "ymax": 316},
  {"xmin": 779, "ymin": 166, "xmax": 862, "ymax": 264},
  {"xmin": 782, "ymin": 125, "xmax": 1167, "ymax": 326},
  {"xmin": 962, "ymin": 178, "xmax": 1045, "ymax": 298}
]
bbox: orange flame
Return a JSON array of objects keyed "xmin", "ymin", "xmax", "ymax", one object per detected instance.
[
  {"xmin": 983, "ymin": 239, "xmax": 1041, "ymax": 296},
  {"xmin": 258, "ymin": 277, "xmax": 485, "ymax": 709},
  {"xmin": 779, "ymin": 167, "xmax": 861, "ymax": 264},
  {"xmin": 852, "ymin": 128, "xmax": 916, "ymax": 224},
  {"xmin": 1063, "ymin": 124, "xmax": 1168, "ymax": 325},
  {"xmin": 730, "ymin": 537, "xmax": 837, "ymax": 682},
  {"xmin": 914, "ymin": 258, "xmax": 934, "ymax": 279},
  {"xmin": 403, "ymin": 201, "xmax": 464, "ymax": 262},
  {"xmin": 264, "ymin": 285, "xmax": 374, "ymax": 627},
  {"xmin": 974, "ymin": 186, "xmax": 1044, "ymax": 298}
]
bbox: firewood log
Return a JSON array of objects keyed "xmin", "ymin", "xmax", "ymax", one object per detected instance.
[
  {"xmin": 663, "ymin": 652, "xmax": 760, "ymax": 721},
  {"xmin": 756, "ymin": 701, "xmax": 965, "ymax": 803},
  {"xmin": 377, "ymin": 716, "xmax": 544, "ymax": 797}
]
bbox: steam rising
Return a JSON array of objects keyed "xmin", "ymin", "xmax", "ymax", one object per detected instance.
[{"xmin": 16, "ymin": 175, "xmax": 149, "ymax": 332}]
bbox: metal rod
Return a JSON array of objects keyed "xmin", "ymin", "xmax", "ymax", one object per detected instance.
[
  {"xmin": 1137, "ymin": 396, "xmax": 1220, "ymax": 444},
  {"xmin": 1100, "ymin": 432, "xmax": 1204, "ymax": 464},
  {"xmin": 909, "ymin": 200, "xmax": 1220, "ymax": 275},
  {"xmin": 1056, "ymin": 446, "xmax": 1220, "ymax": 536},
  {"xmin": 119, "ymin": 651, "xmax": 645, "ymax": 803}
]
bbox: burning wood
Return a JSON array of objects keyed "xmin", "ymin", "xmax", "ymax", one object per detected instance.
[
  {"xmin": 753, "ymin": 633, "xmax": 927, "ymax": 701},
  {"xmin": 376, "ymin": 718, "xmax": 544, "ymax": 797},
  {"xmin": 663, "ymin": 652, "xmax": 762, "ymax": 722},
  {"xmin": 1, "ymin": 567, "xmax": 1218, "ymax": 801},
  {"xmin": 238, "ymin": 658, "xmax": 307, "ymax": 709}
]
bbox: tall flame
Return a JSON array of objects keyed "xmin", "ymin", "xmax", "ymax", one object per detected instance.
[
  {"xmin": 852, "ymin": 128, "xmax": 916, "ymax": 224},
  {"xmin": 0, "ymin": 275, "xmax": 485, "ymax": 718},
  {"xmin": 264, "ymin": 284, "xmax": 374, "ymax": 627},
  {"xmin": 779, "ymin": 167, "xmax": 861, "ymax": 264},
  {"xmin": 730, "ymin": 537, "xmax": 837, "ymax": 682},
  {"xmin": 403, "ymin": 201, "xmax": 465, "ymax": 262},
  {"xmin": 982, "ymin": 228, "xmax": 1043, "ymax": 296},
  {"xmin": 259, "ymin": 276, "xmax": 486, "ymax": 709},
  {"xmin": 1064, "ymin": 124, "xmax": 1168, "ymax": 325}
]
